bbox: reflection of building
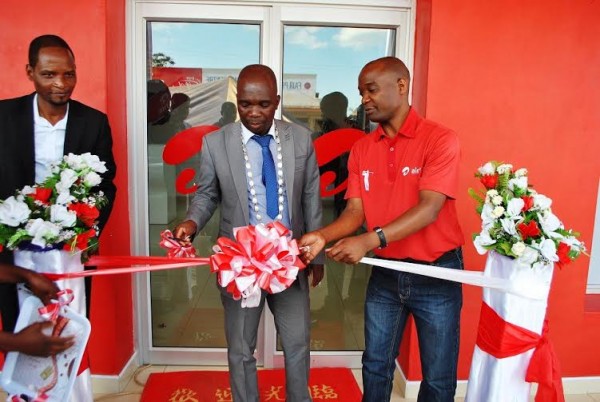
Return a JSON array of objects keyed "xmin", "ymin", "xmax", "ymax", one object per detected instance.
[{"xmin": 153, "ymin": 67, "xmax": 321, "ymax": 129}]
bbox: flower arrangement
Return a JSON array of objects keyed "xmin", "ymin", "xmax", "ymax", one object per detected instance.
[
  {"xmin": 470, "ymin": 161, "xmax": 585, "ymax": 269},
  {"xmin": 0, "ymin": 153, "xmax": 108, "ymax": 254}
]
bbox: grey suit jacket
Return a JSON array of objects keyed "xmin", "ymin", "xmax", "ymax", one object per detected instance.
[{"xmin": 185, "ymin": 120, "xmax": 324, "ymax": 271}]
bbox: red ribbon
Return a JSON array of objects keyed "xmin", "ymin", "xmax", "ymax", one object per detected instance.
[{"xmin": 476, "ymin": 302, "xmax": 565, "ymax": 402}]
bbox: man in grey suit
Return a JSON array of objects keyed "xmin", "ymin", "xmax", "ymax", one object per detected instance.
[{"xmin": 174, "ymin": 64, "xmax": 324, "ymax": 402}]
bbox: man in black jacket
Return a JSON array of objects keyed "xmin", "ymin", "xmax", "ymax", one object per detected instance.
[{"xmin": 0, "ymin": 34, "xmax": 116, "ymax": 331}]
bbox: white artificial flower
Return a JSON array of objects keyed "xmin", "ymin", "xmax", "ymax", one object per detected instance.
[
  {"xmin": 508, "ymin": 176, "xmax": 528, "ymax": 191},
  {"xmin": 515, "ymin": 168, "xmax": 528, "ymax": 177},
  {"xmin": 511, "ymin": 241, "xmax": 526, "ymax": 256},
  {"xmin": 473, "ymin": 230, "xmax": 496, "ymax": 254},
  {"xmin": 64, "ymin": 153, "xmax": 84, "ymax": 170},
  {"xmin": 496, "ymin": 164, "xmax": 513, "ymax": 174},
  {"xmin": 500, "ymin": 218, "xmax": 518, "ymax": 236},
  {"xmin": 538, "ymin": 238, "xmax": 559, "ymax": 262},
  {"xmin": 517, "ymin": 246, "xmax": 540, "ymax": 267},
  {"xmin": 26, "ymin": 218, "xmax": 61, "ymax": 248},
  {"xmin": 538, "ymin": 211, "xmax": 562, "ymax": 235},
  {"xmin": 20, "ymin": 186, "xmax": 35, "ymax": 196},
  {"xmin": 533, "ymin": 194, "xmax": 552, "ymax": 211},
  {"xmin": 0, "ymin": 197, "xmax": 31, "ymax": 227},
  {"xmin": 83, "ymin": 171, "xmax": 102, "ymax": 187},
  {"xmin": 50, "ymin": 204, "xmax": 77, "ymax": 228},
  {"xmin": 56, "ymin": 191, "xmax": 75, "ymax": 205},
  {"xmin": 481, "ymin": 204, "xmax": 497, "ymax": 225},
  {"xmin": 506, "ymin": 198, "xmax": 525, "ymax": 219},
  {"xmin": 58, "ymin": 168, "xmax": 78, "ymax": 190},
  {"xmin": 492, "ymin": 195, "xmax": 503, "ymax": 205},
  {"xmin": 478, "ymin": 162, "xmax": 496, "ymax": 175},
  {"xmin": 492, "ymin": 206, "xmax": 505, "ymax": 218},
  {"xmin": 81, "ymin": 153, "xmax": 107, "ymax": 173},
  {"xmin": 486, "ymin": 189, "xmax": 499, "ymax": 197},
  {"xmin": 562, "ymin": 235, "xmax": 584, "ymax": 251}
]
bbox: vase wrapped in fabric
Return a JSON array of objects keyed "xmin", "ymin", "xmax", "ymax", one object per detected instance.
[
  {"xmin": 14, "ymin": 248, "xmax": 93, "ymax": 402},
  {"xmin": 465, "ymin": 251, "xmax": 561, "ymax": 402}
]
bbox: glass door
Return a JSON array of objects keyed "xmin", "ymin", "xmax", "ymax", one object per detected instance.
[{"xmin": 129, "ymin": 0, "xmax": 414, "ymax": 367}]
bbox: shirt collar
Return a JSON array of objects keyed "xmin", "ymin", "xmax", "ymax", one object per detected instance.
[
  {"xmin": 375, "ymin": 107, "xmax": 419, "ymax": 141},
  {"xmin": 33, "ymin": 93, "xmax": 69, "ymax": 129},
  {"xmin": 241, "ymin": 120, "xmax": 276, "ymax": 144}
]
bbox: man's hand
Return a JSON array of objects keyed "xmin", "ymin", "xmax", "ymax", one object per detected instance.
[
  {"xmin": 307, "ymin": 264, "xmax": 324, "ymax": 287},
  {"xmin": 11, "ymin": 322, "xmax": 75, "ymax": 357},
  {"xmin": 299, "ymin": 231, "xmax": 326, "ymax": 264},
  {"xmin": 326, "ymin": 233, "xmax": 375, "ymax": 264},
  {"xmin": 25, "ymin": 271, "xmax": 60, "ymax": 305},
  {"xmin": 173, "ymin": 220, "xmax": 198, "ymax": 246}
]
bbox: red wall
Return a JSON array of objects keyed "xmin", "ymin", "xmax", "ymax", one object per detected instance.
[
  {"xmin": 0, "ymin": 0, "xmax": 133, "ymax": 375},
  {"xmin": 402, "ymin": 0, "xmax": 600, "ymax": 379}
]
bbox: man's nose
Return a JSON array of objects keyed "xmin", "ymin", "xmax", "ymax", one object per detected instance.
[{"xmin": 53, "ymin": 77, "xmax": 66, "ymax": 88}]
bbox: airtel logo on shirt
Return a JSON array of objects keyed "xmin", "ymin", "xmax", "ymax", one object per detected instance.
[{"xmin": 402, "ymin": 166, "xmax": 422, "ymax": 176}]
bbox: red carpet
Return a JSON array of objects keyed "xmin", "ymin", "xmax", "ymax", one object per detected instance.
[{"xmin": 141, "ymin": 367, "xmax": 362, "ymax": 401}]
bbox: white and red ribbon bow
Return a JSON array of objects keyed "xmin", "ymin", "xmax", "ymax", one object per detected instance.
[
  {"xmin": 37, "ymin": 289, "xmax": 74, "ymax": 322},
  {"xmin": 159, "ymin": 230, "xmax": 197, "ymax": 258},
  {"xmin": 210, "ymin": 222, "xmax": 306, "ymax": 308}
]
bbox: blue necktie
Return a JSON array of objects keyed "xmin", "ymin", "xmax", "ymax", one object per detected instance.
[{"xmin": 252, "ymin": 135, "xmax": 278, "ymax": 219}]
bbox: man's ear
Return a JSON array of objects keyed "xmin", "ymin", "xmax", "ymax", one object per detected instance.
[
  {"xmin": 397, "ymin": 77, "xmax": 409, "ymax": 95},
  {"xmin": 26, "ymin": 64, "xmax": 34, "ymax": 82}
]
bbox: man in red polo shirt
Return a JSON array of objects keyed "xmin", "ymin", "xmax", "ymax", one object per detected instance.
[{"xmin": 300, "ymin": 56, "xmax": 464, "ymax": 402}]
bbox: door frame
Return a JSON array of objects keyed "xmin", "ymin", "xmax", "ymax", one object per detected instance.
[{"xmin": 127, "ymin": 0, "xmax": 415, "ymax": 368}]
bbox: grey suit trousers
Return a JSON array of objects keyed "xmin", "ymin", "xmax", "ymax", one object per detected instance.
[{"xmin": 220, "ymin": 273, "xmax": 312, "ymax": 402}]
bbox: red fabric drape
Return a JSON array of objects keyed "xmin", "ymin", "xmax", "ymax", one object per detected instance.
[{"xmin": 476, "ymin": 302, "xmax": 565, "ymax": 402}]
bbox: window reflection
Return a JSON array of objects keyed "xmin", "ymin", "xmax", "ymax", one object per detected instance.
[
  {"xmin": 283, "ymin": 25, "xmax": 394, "ymax": 351},
  {"xmin": 146, "ymin": 21, "xmax": 259, "ymax": 348}
]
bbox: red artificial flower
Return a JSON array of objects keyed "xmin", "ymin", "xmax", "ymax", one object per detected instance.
[
  {"xmin": 556, "ymin": 242, "xmax": 572, "ymax": 268},
  {"xmin": 521, "ymin": 195, "xmax": 534, "ymax": 212},
  {"xmin": 480, "ymin": 174, "xmax": 498, "ymax": 189},
  {"xmin": 64, "ymin": 229, "xmax": 97, "ymax": 251},
  {"xmin": 517, "ymin": 220, "xmax": 541, "ymax": 240},
  {"xmin": 68, "ymin": 203, "xmax": 100, "ymax": 227},
  {"xmin": 0, "ymin": 243, "xmax": 4, "ymax": 253},
  {"xmin": 32, "ymin": 187, "xmax": 53, "ymax": 204}
]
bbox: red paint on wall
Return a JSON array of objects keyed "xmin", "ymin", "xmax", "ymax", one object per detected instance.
[
  {"xmin": 401, "ymin": 0, "xmax": 600, "ymax": 380},
  {"xmin": 0, "ymin": 0, "xmax": 133, "ymax": 375}
]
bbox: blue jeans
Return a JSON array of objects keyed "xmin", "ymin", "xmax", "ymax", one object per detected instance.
[{"xmin": 362, "ymin": 248, "xmax": 463, "ymax": 402}]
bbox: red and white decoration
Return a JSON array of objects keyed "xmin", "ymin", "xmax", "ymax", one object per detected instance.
[
  {"xmin": 210, "ymin": 221, "xmax": 306, "ymax": 308},
  {"xmin": 14, "ymin": 249, "xmax": 92, "ymax": 402},
  {"xmin": 465, "ymin": 251, "xmax": 563, "ymax": 402}
]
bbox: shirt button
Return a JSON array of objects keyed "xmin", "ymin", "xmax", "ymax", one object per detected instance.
[
  {"xmin": 390, "ymin": 147, "xmax": 394, "ymax": 151},
  {"xmin": 389, "ymin": 164, "xmax": 393, "ymax": 167}
]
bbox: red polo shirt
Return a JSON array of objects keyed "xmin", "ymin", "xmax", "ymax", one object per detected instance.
[{"xmin": 345, "ymin": 107, "xmax": 464, "ymax": 261}]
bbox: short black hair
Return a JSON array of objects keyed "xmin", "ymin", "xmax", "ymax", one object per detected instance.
[{"xmin": 28, "ymin": 35, "xmax": 74, "ymax": 67}]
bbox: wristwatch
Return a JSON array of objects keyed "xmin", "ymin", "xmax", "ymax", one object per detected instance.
[{"xmin": 373, "ymin": 226, "xmax": 387, "ymax": 249}]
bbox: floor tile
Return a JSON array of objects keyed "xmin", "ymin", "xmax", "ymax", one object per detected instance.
[{"xmin": 565, "ymin": 395, "xmax": 597, "ymax": 402}]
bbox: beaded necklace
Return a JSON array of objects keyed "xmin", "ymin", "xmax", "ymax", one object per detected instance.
[{"xmin": 241, "ymin": 126, "xmax": 285, "ymax": 222}]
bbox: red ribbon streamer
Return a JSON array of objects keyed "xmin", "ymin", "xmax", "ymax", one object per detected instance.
[
  {"xmin": 476, "ymin": 302, "xmax": 565, "ymax": 402},
  {"xmin": 42, "ymin": 256, "xmax": 210, "ymax": 280}
]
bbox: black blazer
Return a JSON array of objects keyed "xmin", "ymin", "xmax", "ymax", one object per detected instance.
[{"xmin": 0, "ymin": 93, "xmax": 117, "ymax": 330}]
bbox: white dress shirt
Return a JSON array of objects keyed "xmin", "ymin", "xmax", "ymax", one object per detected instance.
[
  {"xmin": 241, "ymin": 121, "xmax": 291, "ymax": 228},
  {"xmin": 33, "ymin": 94, "xmax": 69, "ymax": 183}
]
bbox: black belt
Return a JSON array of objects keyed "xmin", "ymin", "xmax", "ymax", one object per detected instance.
[{"xmin": 380, "ymin": 247, "xmax": 461, "ymax": 266}]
